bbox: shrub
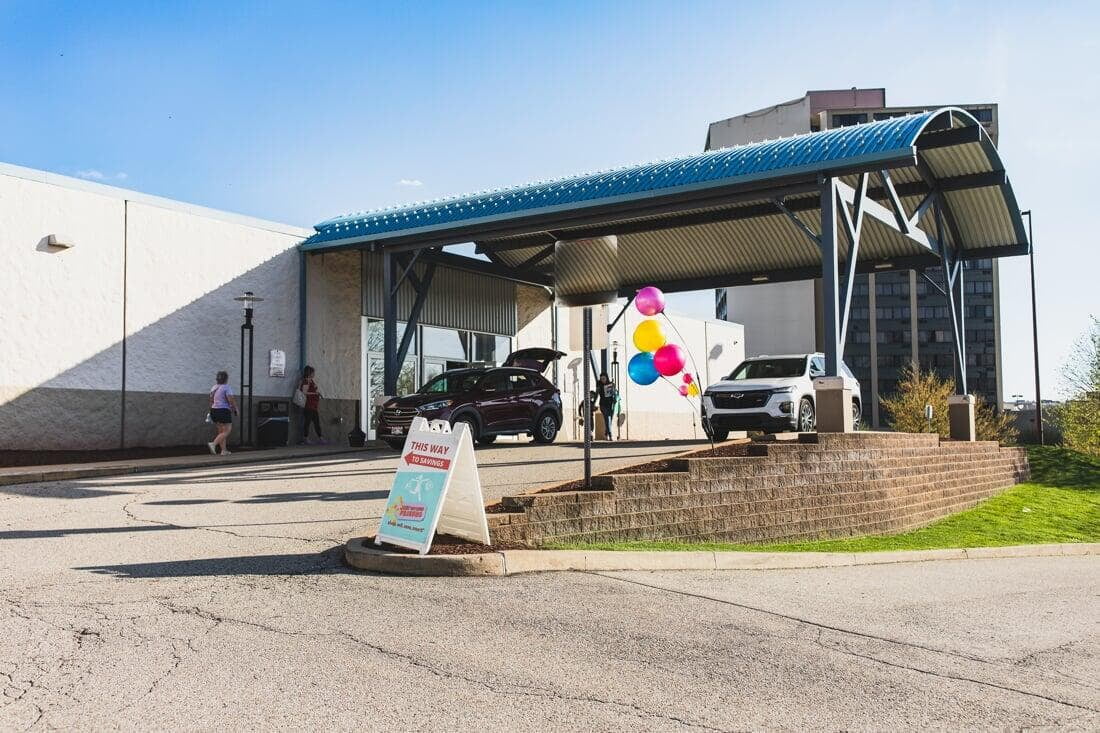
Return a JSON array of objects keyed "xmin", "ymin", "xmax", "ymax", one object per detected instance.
[{"xmin": 880, "ymin": 365, "xmax": 1017, "ymax": 444}]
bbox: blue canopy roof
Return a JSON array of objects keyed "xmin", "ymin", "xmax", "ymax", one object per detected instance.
[{"xmin": 302, "ymin": 110, "xmax": 941, "ymax": 251}]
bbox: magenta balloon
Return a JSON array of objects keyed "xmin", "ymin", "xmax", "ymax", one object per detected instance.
[
  {"xmin": 678, "ymin": 384, "xmax": 689, "ymax": 396},
  {"xmin": 634, "ymin": 286, "xmax": 666, "ymax": 316},
  {"xmin": 682, "ymin": 373, "xmax": 693, "ymax": 384},
  {"xmin": 653, "ymin": 344, "xmax": 686, "ymax": 377}
]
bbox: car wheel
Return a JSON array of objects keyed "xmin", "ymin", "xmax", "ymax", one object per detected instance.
[
  {"xmin": 451, "ymin": 414, "xmax": 479, "ymax": 442},
  {"xmin": 852, "ymin": 400, "xmax": 862, "ymax": 429},
  {"xmin": 383, "ymin": 439, "xmax": 404, "ymax": 451},
  {"xmin": 709, "ymin": 427, "xmax": 729, "ymax": 442},
  {"xmin": 477, "ymin": 434, "xmax": 497, "ymax": 446},
  {"xmin": 797, "ymin": 397, "xmax": 816, "ymax": 432},
  {"xmin": 532, "ymin": 413, "xmax": 559, "ymax": 444}
]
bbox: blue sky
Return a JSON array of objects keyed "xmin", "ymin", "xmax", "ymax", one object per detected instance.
[{"xmin": 1, "ymin": 0, "xmax": 1096, "ymax": 399}]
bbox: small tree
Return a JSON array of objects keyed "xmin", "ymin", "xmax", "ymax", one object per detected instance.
[
  {"xmin": 1059, "ymin": 317, "xmax": 1100, "ymax": 456},
  {"xmin": 880, "ymin": 365, "xmax": 950, "ymax": 435},
  {"xmin": 880, "ymin": 364, "xmax": 1017, "ymax": 444}
]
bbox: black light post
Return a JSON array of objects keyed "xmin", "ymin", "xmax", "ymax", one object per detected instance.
[
  {"xmin": 1020, "ymin": 211, "xmax": 1043, "ymax": 445},
  {"xmin": 234, "ymin": 291, "xmax": 263, "ymax": 447}
]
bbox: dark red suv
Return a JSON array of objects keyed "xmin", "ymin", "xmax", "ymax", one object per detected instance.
[{"xmin": 377, "ymin": 348, "xmax": 564, "ymax": 449}]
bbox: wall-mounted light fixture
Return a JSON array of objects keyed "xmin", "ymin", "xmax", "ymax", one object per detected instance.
[{"xmin": 42, "ymin": 234, "xmax": 75, "ymax": 250}]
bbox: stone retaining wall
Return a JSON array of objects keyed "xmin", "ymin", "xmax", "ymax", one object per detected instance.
[{"xmin": 487, "ymin": 433, "xmax": 1029, "ymax": 546}]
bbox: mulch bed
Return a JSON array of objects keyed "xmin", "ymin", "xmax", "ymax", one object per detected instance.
[{"xmin": 367, "ymin": 534, "xmax": 530, "ymax": 555}]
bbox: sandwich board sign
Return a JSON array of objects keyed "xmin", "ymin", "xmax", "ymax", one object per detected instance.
[{"xmin": 375, "ymin": 417, "xmax": 490, "ymax": 554}]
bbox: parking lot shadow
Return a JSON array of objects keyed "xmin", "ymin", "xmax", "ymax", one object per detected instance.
[
  {"xmin": 234, "ymin": 490, "xmax": 390, "ymax": 504},
  {"xmin": 77, "ymin": 547, "xmax": 348, "ymax": 577}
]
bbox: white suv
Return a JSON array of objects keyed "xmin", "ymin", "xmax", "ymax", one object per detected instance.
[{"xmin": 702, "ymin": 353, "xmax": 862, "ymax": 439}]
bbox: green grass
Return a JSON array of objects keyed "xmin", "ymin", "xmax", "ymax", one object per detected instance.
[{"xmin": 548, "ymin": 446, "xmax": 1100, "ymax": 553}]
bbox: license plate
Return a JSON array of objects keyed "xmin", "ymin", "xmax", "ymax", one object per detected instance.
[{"xmin": 390, "ymin": 427, "xmax": 404, "ymax": 435}]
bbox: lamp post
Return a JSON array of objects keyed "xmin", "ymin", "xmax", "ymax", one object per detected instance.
[
  {"xmin": 1020, "ymin": 211, "xmax": 1043, "ymax": 445},
  {"xmin": 233, "ymin": 291, "xmax": 263, "ymax": 447},
  {"xmin": 610, "ymin": 340, "xmax": 620, "ymax": 387}
]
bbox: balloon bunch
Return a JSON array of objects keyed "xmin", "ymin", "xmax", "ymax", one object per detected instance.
[{"xmin": 626, "ymin": 286, "xmax": 701, "ymax": 397}]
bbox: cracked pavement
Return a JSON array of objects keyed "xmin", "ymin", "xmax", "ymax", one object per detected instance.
[{"xmin": 2, "ymin": 446, "xmax": 1098, "ymax": 730}]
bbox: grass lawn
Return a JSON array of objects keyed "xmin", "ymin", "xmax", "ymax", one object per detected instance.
[{"xmin": 548, "ymin": 446, "xmax": 1100, "ymax": 553}]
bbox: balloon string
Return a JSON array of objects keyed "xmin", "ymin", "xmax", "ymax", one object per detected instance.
[{"xmin": 660, "ymin": 312, "xmax": 704, "ymax": 389}]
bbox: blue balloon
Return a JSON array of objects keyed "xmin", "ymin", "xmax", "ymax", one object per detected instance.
[{"xmin": 628, "ymin": 352, "xmax": 659, "ymax": 385}]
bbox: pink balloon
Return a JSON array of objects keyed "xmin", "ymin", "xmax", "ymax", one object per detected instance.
[
  {"xmin": 678, "ymin": 384, "xmax": 689, "ymax": 396},
  {"xmin": 682, "ymin": 373, "xmax": 693, "ymax": 384},
  {"xmin": 653, "ymin": 344, "xmax": 686, "ymax": 377},
  {"xmin": 634, "ymin": 286, "xmax": 666, "ymax": 316}
]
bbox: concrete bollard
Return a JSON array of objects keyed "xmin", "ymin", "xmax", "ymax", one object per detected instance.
[
  {"xmin": 813, "ymin": 376, "xmax": 854, "ymax": 433},
  {"xmin": 948, "ymin": 394, "xmax": 976, "ymax": 441}
]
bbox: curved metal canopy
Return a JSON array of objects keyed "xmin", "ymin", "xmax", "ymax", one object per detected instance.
[{"xmin": 301, "ymin": 107, "xmax": 1027, "ymax": 296}]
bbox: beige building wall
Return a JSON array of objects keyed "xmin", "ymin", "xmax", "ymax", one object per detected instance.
[
  {"xmin": 304, "ymin": 250, "xmax": 363, "ymax": 436},
  {"xmin": 0, "ymin": 163, "xmax": 311, "ymax": 450}
]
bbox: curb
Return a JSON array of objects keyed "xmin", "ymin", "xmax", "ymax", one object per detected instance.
[
  {"xmin": 343, "ymin": 538, "xmax": 1100, "ymax": 577},
  {"xmin": 0, "ymin": 446, "xmax": 370, "ymax": 487}
]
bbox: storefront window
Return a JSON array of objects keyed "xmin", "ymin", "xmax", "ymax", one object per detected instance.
[
  {"xmin": 365, "ymin": 320, "xmax": 414, "ymax": 354},
  {"xmin": 471, "ymin": 333, "xmax": 511, "ymax": 365},
  {"xmin": 421, "ymin": 326, "xmax": 468, "ymax": 360}
]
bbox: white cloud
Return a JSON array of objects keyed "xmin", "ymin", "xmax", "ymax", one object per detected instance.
[
  {"xmin": 397, "ymin": 178, "xmax": 423, "ymax": 187},
  {"xmin": 75, "ymin": 169, "xmax": 129, "ymax": 182}
]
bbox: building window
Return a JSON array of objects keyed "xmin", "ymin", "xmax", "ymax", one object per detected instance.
[
  {"xmin": 421, "ymin": 326, "xmax": 468, "ymax": 361},
  {"xmin": 832, "ymin": 113, "xmax": 868, "ymax": 127},
  {"xmin": 715, "ymin": 289, "xmax": 728, "ymax": 321},
  {"xmin": 471, "ymin": 332, "xmax": 511, "ymax": 366},
  {"xmin": 873, "ymin": 111, "xmax": 906, "ymax": 121}
]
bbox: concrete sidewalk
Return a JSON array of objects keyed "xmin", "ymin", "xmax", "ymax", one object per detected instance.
[{"xmin": 0, "ymin": 443, "xmax": 371, "ymax": 486}]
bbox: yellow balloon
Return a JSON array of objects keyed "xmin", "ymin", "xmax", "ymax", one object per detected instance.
[
  {"xmin": 633, "ymin": 319, "xmax": 666, "ymax": 353},
  {"xmin": 688, "ymin": 382, "xmax": 700, "ymax": 397}
]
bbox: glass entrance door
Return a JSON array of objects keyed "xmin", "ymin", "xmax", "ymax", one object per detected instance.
[{"xmin": 364, "ymin": 355, "xmax": 417, "ymax": 440}]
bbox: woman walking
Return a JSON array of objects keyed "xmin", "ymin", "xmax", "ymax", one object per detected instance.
[
  {"xmin": 299, "ymin": 365, "xmax": 324, "ymax": 444},
  {"xmin": 207, "ymin": 371, "xmax": 238, "ymax": 455}
]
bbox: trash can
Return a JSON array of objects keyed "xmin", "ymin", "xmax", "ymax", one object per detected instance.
[{"xmin": 256, "ymin": 400, "xmax": 290, "ymax": 448}]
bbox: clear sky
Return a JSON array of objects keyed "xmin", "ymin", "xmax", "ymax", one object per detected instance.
[{"xmin": 1, "ymin": 0, "xmax": 1096, "ymax": 400}]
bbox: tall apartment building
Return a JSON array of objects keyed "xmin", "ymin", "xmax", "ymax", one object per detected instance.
[{"xmin": 709, "ymin": 89, "xmax": 1002, "ymax": 427}]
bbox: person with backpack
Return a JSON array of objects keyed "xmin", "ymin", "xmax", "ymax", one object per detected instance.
[{"xmin": 597, "ymin": 372, "xmax": 619, "ymax": 441}]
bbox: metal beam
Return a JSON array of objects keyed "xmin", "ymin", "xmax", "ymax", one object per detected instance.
[
  {"xmin": 878, "ymin": 169, "xmax": 912, "ymax": 234},
  {"xmin": 918, "ymin": 125, "xmax": 983, "ymax": 150},
  {"xmin": 836, "ymin": 179, "xmax": 932, "ymax": 251},
  {"xmin": 513, "ymin": 243, "xmax": 555, "ymax": 272},
  {"xmin": 391, "ymin": 249, "xmax": 423, "ymax": 296},
  {"xmin": 918, "ymin": 270, "xmax": 947, "ymax": 297},
  {"xmin": 395, "ymin": 262, "xmax": 437, "ymax": 369},
  {"xmin": 612, "ymin": 252, "xmax": 943, "ymax": 297},
  {"xmin": 837, "ymin": 173, "xmax": 867, "ymax": 349},
  {"xmin": 773, "ymin": 197, "xmax": 821, "ymax": 247},
  {"xmin": 934, "ymin": 201, "xmax": 967, "ymax": 395}
]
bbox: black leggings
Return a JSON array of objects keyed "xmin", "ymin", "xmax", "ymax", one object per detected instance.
[{"xmin": 303, "ymin": 408, "xmax": 322, "ymax": 438}]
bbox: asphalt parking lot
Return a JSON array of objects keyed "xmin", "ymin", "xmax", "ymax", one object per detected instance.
[{"xmin": 2, "ymin": 443, "xmax": 1097, "ymax": 731}]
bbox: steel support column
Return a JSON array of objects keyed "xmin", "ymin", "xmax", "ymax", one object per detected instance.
[
  {"xmin": 582, "ymin": 306, "xmax": 593, "ymax": 488},
  {"xmin": 820, "ymin": 177, "xmax": 841, "ymax": 376},
  {"xmin": 382, "ymin": 250, "xmax": 398, "ymax": 396},
  {"xmin": 934, "ymin": 202, "xmax": 968, "ymax": 395}
]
